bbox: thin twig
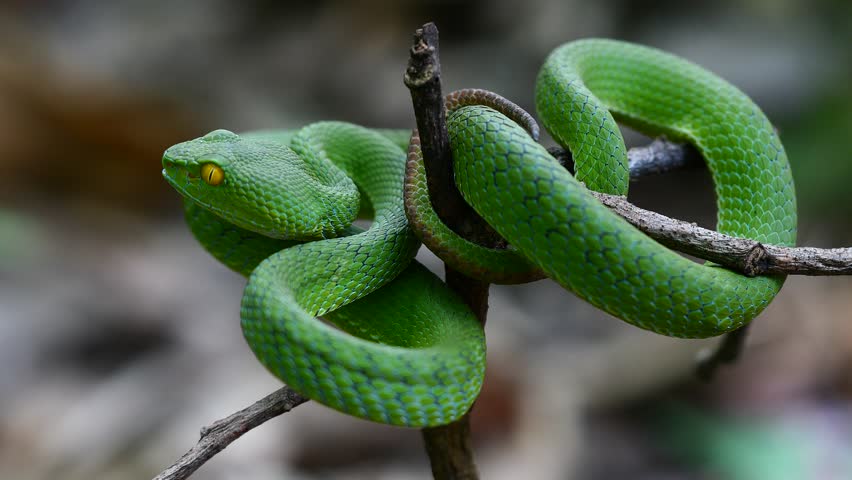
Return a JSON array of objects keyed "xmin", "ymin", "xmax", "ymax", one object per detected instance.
[
  {"xmin": 695, "ymin": 323, "xmax": 753, "ymax": 381},
  {"xmin": 153, "ymin": 387, "xmax": 308, "ymax": 480}
]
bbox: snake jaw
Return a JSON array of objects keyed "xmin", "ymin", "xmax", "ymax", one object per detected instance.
[
  {"xmin": 162, "ymin": 156, "xmax": 244, "ymax": 232},
  {"xmin": 161, "ymin": 153, "xmax": 198, "ymax": 191},
  {"xmin": 161, "ymin": 162, "xmax": 187, "ymax": 190},
  {"xmin": 162, "ymin": 135, "xmax": 240, "ymax": 195}
]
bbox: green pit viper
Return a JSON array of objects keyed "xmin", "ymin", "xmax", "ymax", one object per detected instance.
[{"xmin": 162, "ymin": 39, "xmax": 796, "ymax": 427}]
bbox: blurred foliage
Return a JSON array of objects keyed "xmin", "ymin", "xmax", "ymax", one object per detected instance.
[{"xmin": 658, "ymin": 402, "xmax": 852, "ymax": 480}]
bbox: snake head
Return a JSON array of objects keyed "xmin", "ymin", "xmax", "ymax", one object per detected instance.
[{"xmin": 162, "ymin": 129, "xmax": 357, "ymax": 240}]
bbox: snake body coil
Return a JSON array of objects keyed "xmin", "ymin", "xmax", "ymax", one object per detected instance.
[{"xmin": 163, "ymin": 39, "xmax": 796, "ymax": 426}]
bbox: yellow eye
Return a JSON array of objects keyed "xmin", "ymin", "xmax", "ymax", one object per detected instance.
[{"xmin": 200, "ymin": 163, "xmax": 224, "ymax": 186}]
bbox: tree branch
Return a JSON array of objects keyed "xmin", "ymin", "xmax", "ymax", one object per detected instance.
[
  {"xmin": 695, "ymin": 323, "xmax": 752, "ymax": 381},
  {"xmin": 548, "ymin": 137, "xmax": 705, "ymax": 180},
  {"xmin": 552, "ymin": 135, "xmax": 852, "ymax": 277},
  {"xmin": 153, "ymin": 387, "xmax": 308, "ymax": 480},
  {"xmin": 404, "ymin": 23, "xmax": 503, "ymax": 247},
  {"xmin": 405, "ymin": 22, "xmax": 493, "ymax": 480},
  {"xmin": 590, "ymin": 190, "xmax": 852, "ymax": 276}
]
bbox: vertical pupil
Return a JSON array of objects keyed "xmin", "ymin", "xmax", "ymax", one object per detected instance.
[{"xmin": 202, "ymin": 164, "xmax": 222, "ymax": 185}]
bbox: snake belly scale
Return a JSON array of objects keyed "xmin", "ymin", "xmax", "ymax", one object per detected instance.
[{"xmin": 162, "ymin": 39, "xmax": 796, "ymax": 427}]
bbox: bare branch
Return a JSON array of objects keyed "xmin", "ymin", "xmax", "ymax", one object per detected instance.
[
  {"xmin": 420, "ymin": 414, "xmax": 480, "ymax": 480},
  {"xmin": 626, "ymin": 139, "xmax": 705, "ymax": 178},
  {"xmin": 549, "ymin": 137, "xmax": 705, "ymax": 180},
  {"xmin": 551, "ymin": 134, "xmax": 852, "ymax": 277},
  {"xmin": 404, "ymin": 23, "xmax": 501, "ymax": 246},
  {"xmin": 591, "ymin": 191, "xmax": 852, "ymax": 276},
  {"xmin": 153, "ymin": 387, "xmax": 308, "ymax": 480},
  {"xmin": 695, "ymin": 323, "xmax": 752, "ymax": 381},
  {"xmin": 405, "ymin": 21, "xmax": 489, "ymax": 480}
]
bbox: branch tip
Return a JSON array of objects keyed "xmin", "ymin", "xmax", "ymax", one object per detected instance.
[
  {"xmin": 153, "ymin": 386, "xmax": 308, "ymax": 480},
  {"xmin": 405, "ymin": 21, "xmax": 484, "ymax": 480}
]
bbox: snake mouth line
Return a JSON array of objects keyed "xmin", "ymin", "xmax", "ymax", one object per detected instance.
[
  {"xmin": 162, "ymin": 156, "xmax": 201, "ymax": 186},
  {"xmin": 161, "ymin": 164, "xmax": 308, "ymax": 241},
  {"xmin": 161, "ymin": 167, "xmax": 180, "ymax": 189},
  {"xmin": 161, "ymin": 166, "xmax": 189, "ymax": 191}
]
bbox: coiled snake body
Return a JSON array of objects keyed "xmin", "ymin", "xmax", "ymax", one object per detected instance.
[{"xmin": 162, "ymin": 39, "xmax": 796, "ymax": 427}]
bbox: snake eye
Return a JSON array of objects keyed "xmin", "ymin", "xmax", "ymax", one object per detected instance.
[{"xmin": 201, "ymin": 163, "xmax": 224, "ymax": 186}]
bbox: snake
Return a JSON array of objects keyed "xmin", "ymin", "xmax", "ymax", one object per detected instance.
[{"xmin": 162, "ymin": 39, "xmax": 796, "ymax": 427}]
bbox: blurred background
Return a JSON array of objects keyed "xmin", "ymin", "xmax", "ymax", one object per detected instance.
[{"xmin": 1, "ymin": 0, "xmax": 851, "ymax": 479}]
